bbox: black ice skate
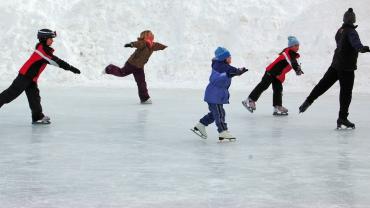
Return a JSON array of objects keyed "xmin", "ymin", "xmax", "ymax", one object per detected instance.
[
  {"xmin": 337, "ymin": 118, "xmax": 355, "ymax": 130},
  {"xmin": 299, "ymin": 100, "xmax": 312, "ymax": 113}
]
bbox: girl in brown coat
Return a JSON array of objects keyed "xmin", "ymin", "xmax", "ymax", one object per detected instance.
[{"xmin": 105, "ymin": 30, "xmax": 167, "ymax": 104}]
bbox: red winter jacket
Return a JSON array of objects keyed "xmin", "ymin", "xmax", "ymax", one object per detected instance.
[
  {"xmin": 19, "ymin": 43, "xmax": 74, "ymax": 82},
  {"xmin": 266, "ymin": 48, "xmax": 300, "ymax": 83}
]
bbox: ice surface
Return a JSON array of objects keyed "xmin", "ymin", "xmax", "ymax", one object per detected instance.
[{"xmin": 1, "ymin": 87, "xmax": 370, "ymax": 208}]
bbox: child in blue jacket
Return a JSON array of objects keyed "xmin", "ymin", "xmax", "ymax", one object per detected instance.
[{"xmin": 192, "ymin": 47, "xmax": 248, "ymax": 141}]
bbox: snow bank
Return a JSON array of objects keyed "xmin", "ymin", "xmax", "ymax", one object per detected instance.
[{"xmin": 0, "ymin": 0, "xmax": 369, "ymax": 91}]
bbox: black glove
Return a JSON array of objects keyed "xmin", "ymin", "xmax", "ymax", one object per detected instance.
[
  {"xmin": 296, "ymin": 70, "xmax": 304, "ymax": 76},
  {"xmin": 69, "ymin": 66, "xmax": 81, "ymax": 74},
  {"xmin": 124, "ymin": 43, "xmax": 133, "ymax": 48},
  {"xmin": 238, "ymin": 67, "xmax": 249, "ymax": 75},
  {"xmin": 295, "ymin": 65, "xmax": 304, "ymax": 76},
  {"xmin": 360, "ymin": 46, "xmax": 370, "ymax": 53}
]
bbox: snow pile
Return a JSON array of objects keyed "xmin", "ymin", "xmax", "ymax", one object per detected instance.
[{"xmin": 0, "ymin": 0, "xmax": 369, "ymax": 91}]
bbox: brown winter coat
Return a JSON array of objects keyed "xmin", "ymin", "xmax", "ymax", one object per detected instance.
[{"xmin": 127, "ymin": 40, "xmax": 167, "ymax": 69}]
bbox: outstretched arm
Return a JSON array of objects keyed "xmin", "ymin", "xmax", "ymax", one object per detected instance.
[
  {"xmin": 125, "ymin": 41, "xmax": 146, "ymax": 49},
  {"xmin": 51, "ymin": 55, "xmax": 81, "ymax": 74},
  {"xmin": 152, "ymin": 42, "xmax": 167, "ymax": 51},
  {"xmin": 228, "ymin": 67, "xmax": 248, "ymax": 77},
  {"xmin": 288, "ymin": 51, "xmax": 304, "ymax": 75},
  {"xmin": 348, "ymin": 30, "xmax": 369, "ymax": 53},
  {"xmin": 288, "ymin": 51, "xmax": 300, "ymax": 70}
]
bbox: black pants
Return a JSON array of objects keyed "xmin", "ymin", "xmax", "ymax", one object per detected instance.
[
  {"xmin": 249, "ymin": 72, "xmax": 283, "ymax": 106},
  {"xmin": 306, "ymin": 67, "xmax": 354, "ymax": 119},
  {"xmin": 0, "ymin": 74, "xmax": 44, "ymax": 122}
]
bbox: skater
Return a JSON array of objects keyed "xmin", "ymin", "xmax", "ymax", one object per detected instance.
[
  {"xmin": 192, "ymin": 47, "xmax": 248, "ymax": 141},
  {"xmin": 0, "ymin": 29, "xmax": 81, "ymax": 124},
  {"xmin": 299, "ymin": 8, "xmax": 370, "ymax": 129},
  {"xmin": 104, "ymin": 30, "xmax": 167, "ymax": 104},
  {"xmin": 242, "ymin": 36, "xmax": 304, "ymax": 116}
]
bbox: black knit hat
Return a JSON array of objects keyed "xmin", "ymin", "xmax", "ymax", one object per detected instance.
[{"xmin": 343, "ymin": 8, "xmax": 356, "ymax": 24}]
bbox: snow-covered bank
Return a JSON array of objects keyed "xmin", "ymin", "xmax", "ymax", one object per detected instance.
[{"xmin": 0, "ymin": 0, "xmax": 369, "ymax": 91}]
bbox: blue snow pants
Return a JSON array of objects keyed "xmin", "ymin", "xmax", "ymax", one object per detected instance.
[{"xmin": 200, "ymin": 103, "xmax": 228, "ymax": 133}]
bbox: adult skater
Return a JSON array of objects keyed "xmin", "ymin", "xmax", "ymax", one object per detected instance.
[
  {"xmin": 299, "ymin": 8, "xmax": 370, "ymax": 129},
  {"xmin": 104, "ymin": 30, "xmax": 167, "ymax": 104},
  {"xmin": 242, "ymin": 36, "xmax": 304, "ymax": 116},
  {"xmin": 192, "ymin": 47, "xmax": 248, "ymax": 141},
  {"xmin": 0, "ymin": 29, "xmax": 81, "ymax": 124}
]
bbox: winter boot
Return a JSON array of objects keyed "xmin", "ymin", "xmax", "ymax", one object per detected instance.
[
  {"xmin": 32, "ymin": 116, "xmax": 51, "ymax": 125},
  {"xmin": 337, "ymin": 118, "xmax": 355, "ymax": 129},
  {"xmin": 191, "ymin": 122, "xmax": 207, "ymax": 139},
  {"xmin": 299, "ymin": 100, "xmax": 312, "ymax": 113},
  {"xmin": 242, "ymin": 97, "xmax": 256, "ymax": 113},
  {"xmin": 219, "ymin": 131, "xmax": 236, "ymax": 141},
  {"xmin": 273, "ymin": 106, "xmax": 288, "ymax": 116}
]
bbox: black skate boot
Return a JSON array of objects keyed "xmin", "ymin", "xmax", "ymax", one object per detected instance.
[
  {"xmin": 299, "ymin": 100, "xmax": 312, "ymax": 113},
  {"xmin": 337, "ymin": 118, "xmax": 355, "ymax": 130}
]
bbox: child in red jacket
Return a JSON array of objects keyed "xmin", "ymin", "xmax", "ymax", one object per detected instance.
[
  {"xmin": 242, "ymin": 36, "xmax": 304, "ymax": 116},
  {"xmin": 0, "ymin": 29, "xmax": 81, "ymax": 124}
]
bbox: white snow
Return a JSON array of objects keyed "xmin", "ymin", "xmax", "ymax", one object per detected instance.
[{"xmin": 0, "ymin": 0, "xmax": 369, "ymax": 91}]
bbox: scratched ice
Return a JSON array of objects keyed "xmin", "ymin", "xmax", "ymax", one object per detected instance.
[{"xmin": 1, "ymin": 87, "xmax": 370, "ymax": 208}]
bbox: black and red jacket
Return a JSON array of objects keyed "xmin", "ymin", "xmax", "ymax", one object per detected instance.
[
  {"xmin": 19, "ymin": 43, "xmax": 74, "ymax": 82},
  {"xmin": 265, "ymin": 48, "xmax": 300, "ymax": 83}
]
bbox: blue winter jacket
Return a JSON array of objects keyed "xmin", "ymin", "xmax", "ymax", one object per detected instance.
[{"xmin": 204, "ymin": 59, "xmax": 240, "ymax": 104}]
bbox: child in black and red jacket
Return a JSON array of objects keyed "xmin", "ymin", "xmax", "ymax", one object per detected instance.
[
  {"xmin": 0, "ymin": 29, "xmax": 81, "ymax": 124},
  {"xmin": 242, "ymin": 36, "xmax": 304, "ymax": 116}
]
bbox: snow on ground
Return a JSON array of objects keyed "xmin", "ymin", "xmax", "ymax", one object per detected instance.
[
  {"xmin": 1, "ymin": 88, "xmax": 370, "ymax": 208},
  {"xmin": 0, "ymin": 0, "xmax": 370, "ymax": 90}
]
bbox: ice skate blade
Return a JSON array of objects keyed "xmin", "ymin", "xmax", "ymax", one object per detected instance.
[
  {"xmin": 32, "ymin": 121, "xmax": 51, "ymax": 125},
  {"xmin": 336, "ymin": 125, "xmax": 356, "ymax": 130},
  {"xmin": 242, "ymin": 101, "xmax": 254, "ymax": 113},
  {"xmin": 218, "ymin": 138, "xmax": 236, "ymax": 143},
  {"xmin": 273, "ymin": 112, "xmax": 288, "ymax": 116},
  {"xmin": 190, "ymin": 129, "xmax": 207, "ymax": 139},
  {"xmin": 246, "ymin": 107, "xmax": 254, "ymax": 113}
]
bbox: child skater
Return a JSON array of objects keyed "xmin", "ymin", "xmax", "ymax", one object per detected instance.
[
  {"xmin": 242, "ymin": 36, "xmax": 304, "ymax": 116},
  {"xmin": 192, "ymin": 47, "xmax": 248, "ymax": 141},
  {"xmin": 0, "ymin": 29, "xmax": 81, "ymax": 124},
  {"xmin": 104, "ymin": 30, "xmax": 167, "ymax": 104}
]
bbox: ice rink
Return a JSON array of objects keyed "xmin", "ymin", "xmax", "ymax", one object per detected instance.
[{"xmin": 1, "ymin": 87, "xmax": 370, "ymax": 208}]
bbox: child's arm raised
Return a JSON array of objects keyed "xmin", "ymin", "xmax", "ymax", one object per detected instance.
[
  {"xmin": 225, "ymin": 65, "xmax": 248, "ymax": 77},
  {"xmin": 129, "ymin": 41, "xmax": 146, "ymax": 49},
  {"xmin": 152, "ymin": 42, "xmax": 167, "ymax": 51},
  {"xmin": 51, "ymin": 56, "xmax": 81, "ymax": 74}
]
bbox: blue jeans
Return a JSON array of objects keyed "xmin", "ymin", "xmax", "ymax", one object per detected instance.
[{"xmin": 200, "ymin": 103, "xmax": 228, "ymax": 133}]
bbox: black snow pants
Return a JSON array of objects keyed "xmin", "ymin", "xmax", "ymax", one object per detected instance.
[
  {"xmin": 305, "ymin": 67, "xmax": 355, "ymax": 119},
  {"xmin": 249, "ymin": 72, "xmax": 283, "ymax": 106},
  {"xmin": 0, "ymin": 74, "xmax": 44, "ymax": 122}
]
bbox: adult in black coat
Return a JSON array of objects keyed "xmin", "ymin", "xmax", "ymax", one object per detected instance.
[{"xmin": 299, "ymin": 8, "xmax": 370, "ymax": 129}]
